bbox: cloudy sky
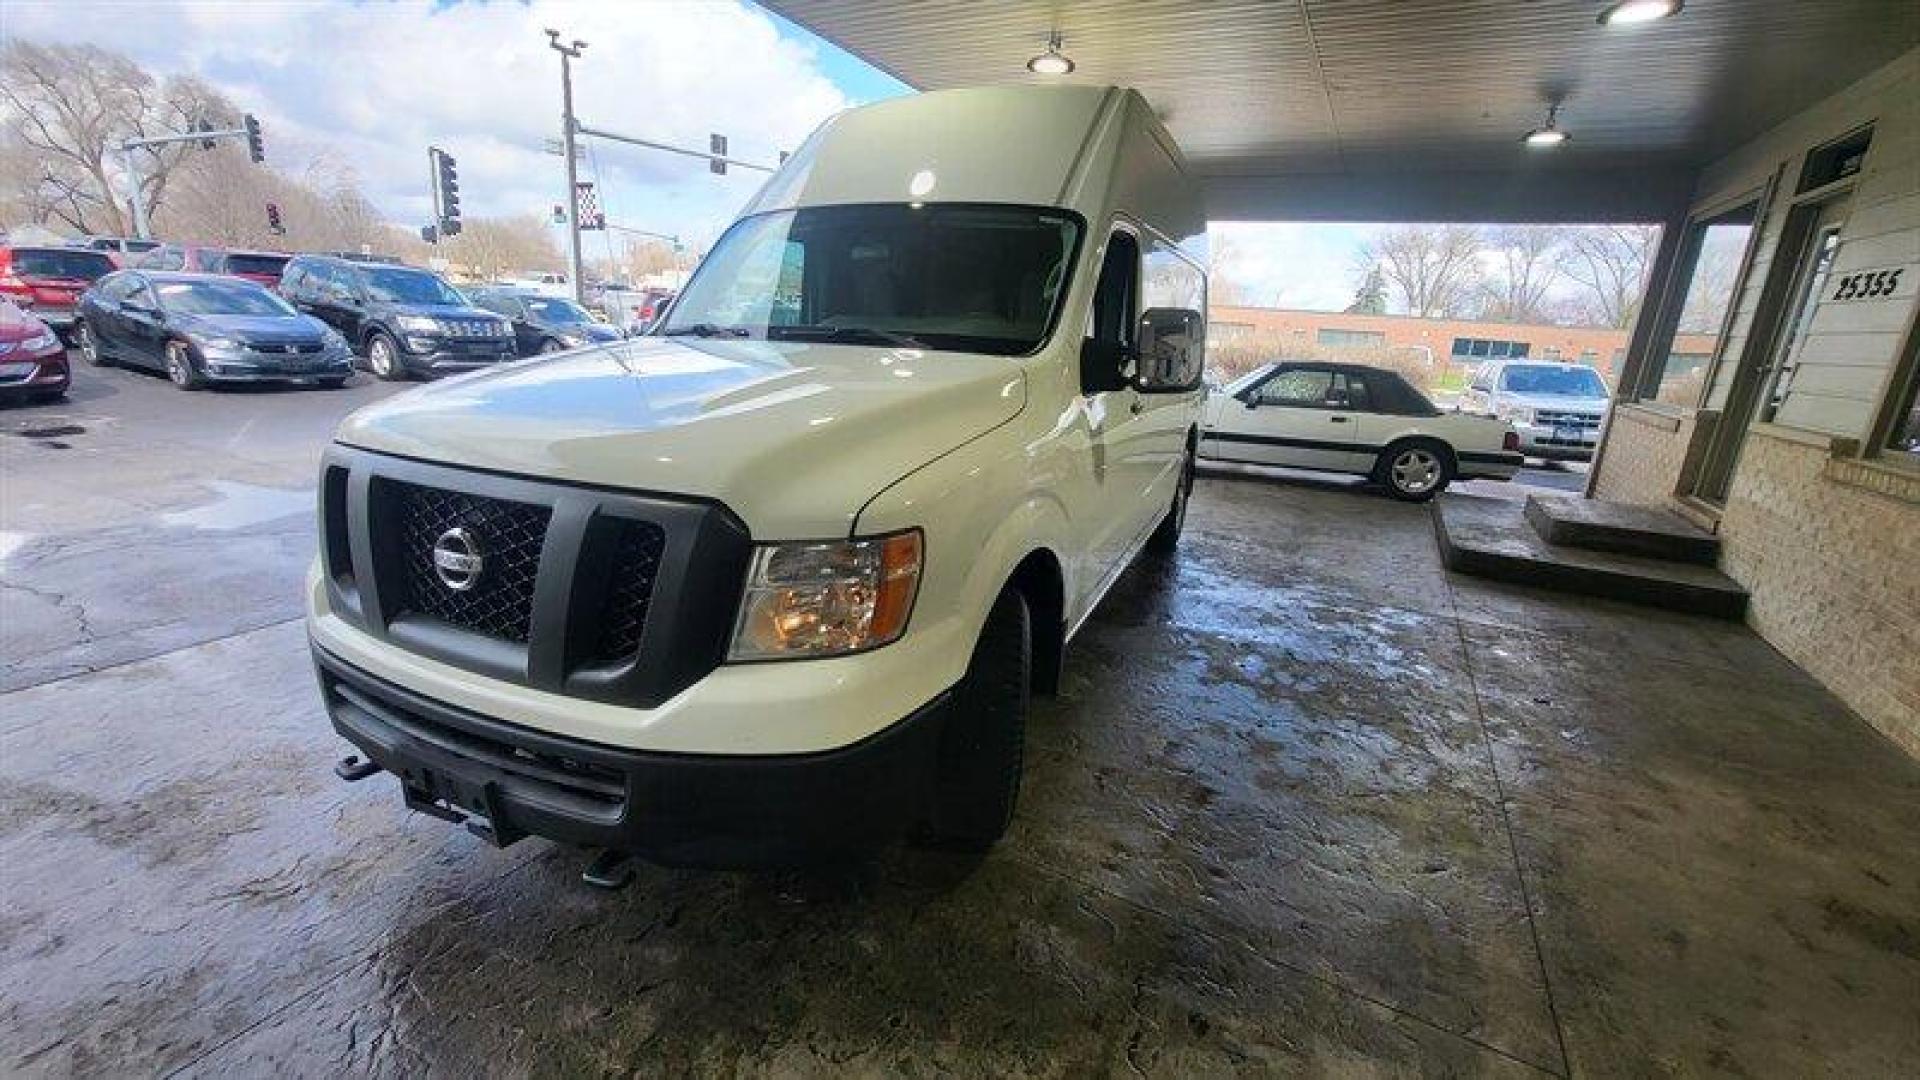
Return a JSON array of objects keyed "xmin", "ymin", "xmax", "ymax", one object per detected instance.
[{"xmin": 5, "ymin": 0, "xmax": 911, "ymax": 248}]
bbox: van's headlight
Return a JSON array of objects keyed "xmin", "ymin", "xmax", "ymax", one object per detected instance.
[
  {"xmin": 396, "ymin": 315, "xmax": 439, "ymax": 333},
  {"xmin": 728, "ymin": 530, "xmax": 922, "ymax": 661}
]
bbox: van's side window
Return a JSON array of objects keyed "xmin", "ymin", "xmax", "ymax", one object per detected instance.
[{"xmin": 1088, "ymin": 230, "xmax": 1139, "ymax": 348}]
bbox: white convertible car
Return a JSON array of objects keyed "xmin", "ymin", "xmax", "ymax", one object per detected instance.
[{"xmin": 1199, "ymin": 361, "xmax": 1522, "ymax": 501}]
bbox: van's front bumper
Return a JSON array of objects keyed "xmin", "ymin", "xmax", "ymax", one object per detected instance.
[{"xmin": 315, "ymin": 642, "xmax": 948, "ymax": 867}]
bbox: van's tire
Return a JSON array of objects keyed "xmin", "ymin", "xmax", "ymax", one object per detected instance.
[
  {"xmin": 539, "ymin": 337, "xmax": 566, "ymax": 354},
  {"xmin": 165, "ymin": 340, "xmax": 205, "ymax": 390},
  {"xmin": 366, "ymin": 332, "xmax": 405, "ymax": 381},
  {"xmin": 1375, "ymin": 439, "xmax": 1453, "ymax": 502},
  {"xmin": 914, "ymin": 586, "xmax": 1031, "ymax": 852},
  {"xmin": 1147, "ymin": 440, "xmax": 1196, "ymax": 555}
]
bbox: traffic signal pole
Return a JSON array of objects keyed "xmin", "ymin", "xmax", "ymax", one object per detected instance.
[
  {"xmin": 546, "ymin": 30, "xmax": 588, "ymax": 304},
  {"xmin": 117, "ymin": 115, "xmax": 263, "ymax": 240}
]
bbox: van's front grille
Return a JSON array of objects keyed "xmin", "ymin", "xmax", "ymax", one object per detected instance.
[
  {"xmin": 392, "ymin": 482, "xmax": 551, "ymax": 643},
  {"xmin": 323, "ymin": 447, "xmax": 753, "ymax": 708},
  {"xmin": 586, "ymin": 520, "xmax": 667, "ymax": 667}
]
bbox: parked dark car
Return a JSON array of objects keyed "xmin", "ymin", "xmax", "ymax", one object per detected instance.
[
  {"xmin": 278, "ymin": 255, "xmax": 514, "ymax": 380},
  {"xmin": 0, "ymin": 298, "xmax": 71, "ymax": 403},
  {"xmin": 0, "ymin": 246, "xmax": 117, "ymax": 340},
  {"xmin": 75, "ymin": 271, "xmax": 353, "ymax": 391},
  {"xmin": 467, "ymin": 286, "xmax": 624, "ymax": 355},
  {"xmin": 135, "ymin": 244, "xmax": 293, "ymax": 289}
]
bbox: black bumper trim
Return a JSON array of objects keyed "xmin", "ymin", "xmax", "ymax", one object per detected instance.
[
  {"xmin": 315, "ymin": 643, "xmax": 950, "ymax": 867},
  {"xmin": 1458, "ymin": 450, "xmax": 1525, "ymax": 466}
]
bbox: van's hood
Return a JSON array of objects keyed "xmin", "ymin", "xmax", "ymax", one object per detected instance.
[{"xmin": 335, "ymin": 336, "xmax": 1027, "ymax": 537}]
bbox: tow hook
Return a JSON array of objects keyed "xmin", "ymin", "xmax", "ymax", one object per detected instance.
[{"xmin": 334, "ymin": 754, "xmax": 381, "ymax": 782}]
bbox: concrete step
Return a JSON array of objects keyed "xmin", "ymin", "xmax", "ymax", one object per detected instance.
[
  {"xmin": 1524, "ymin": 494, "xmax": 1721, "ymax": 565},
  {"xmin": 1437, "ymin": 495, "xmax": 1748, "ymax": 620}
]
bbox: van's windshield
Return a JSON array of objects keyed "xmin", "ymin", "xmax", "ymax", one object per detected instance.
[{"xmin": 661, "ymin": 204, "xmax": 1081, "ymax": 356}]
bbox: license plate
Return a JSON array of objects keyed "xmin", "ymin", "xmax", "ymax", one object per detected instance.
[{"xmin": 0, "ymin": 361, "xmax": 35, "ymax": 379}]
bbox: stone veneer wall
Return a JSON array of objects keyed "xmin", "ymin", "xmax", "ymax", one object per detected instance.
[
  {"xmin": 1590, "ymin": 407, "xmax": 1697, "ymax": 507},
  {"xmin": 1718, "ymin": 429, "xmax": 1920, "ymax": 757}
]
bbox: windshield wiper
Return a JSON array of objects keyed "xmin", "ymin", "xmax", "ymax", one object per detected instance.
[
  {"xmin": 662, "ymin": 322, "xmax": 750, "ymax": 338},
  {"xmin": 770, "ymin": 325, "xmax": 928, "ymax": 349}
]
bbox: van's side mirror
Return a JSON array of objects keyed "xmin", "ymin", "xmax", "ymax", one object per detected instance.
[
  {"xmin": 1134, "ymin": 307, "xmax": 1203, "ymax": 393},
  {"xmin": 1079, "ymin": 338, "xmax": 1132, "ymax": 394}
]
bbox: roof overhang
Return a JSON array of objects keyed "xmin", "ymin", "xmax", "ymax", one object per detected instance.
[{"xmin": 764, "ymin": 0, "xmax": 1917, "ymax": 223}]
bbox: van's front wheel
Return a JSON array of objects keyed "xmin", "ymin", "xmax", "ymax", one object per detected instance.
[{"xmin": 914, "ymin": 586, "xmax": 1030, "ymax": 851}]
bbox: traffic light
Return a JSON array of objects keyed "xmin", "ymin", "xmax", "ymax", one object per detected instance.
[
  {"xmin": 420, "ymin": 224, "xmax": 438, "ymax": 245},
  {"xmin": 244, "ymin": 114, "xmax": 264, "ymax": 163},
  {"xmin": 709, "ymin": 133, "xmax": 727, "ymax": 176},
  {"xmin": 197, "ymin": 119, "xmax": 216, "ymax": 151},
  {"xmin": 433, "ymin": 148, "xmax": 461, "ymax": 237},
  {"xmin": 266, "ymin": 202, "xmax": 284, "ymax": 235}
]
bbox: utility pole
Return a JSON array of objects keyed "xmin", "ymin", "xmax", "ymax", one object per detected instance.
[{"xmin": 546, "ymin": 29, "xmax": 588, "ymax": 304}]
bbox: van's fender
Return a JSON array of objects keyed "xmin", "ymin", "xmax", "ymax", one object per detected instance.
[{"xmin": 853, "ymin": 421, "xmax": 1073, "ymax": 692}]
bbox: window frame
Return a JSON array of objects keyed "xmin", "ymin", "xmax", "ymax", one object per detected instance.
[
  {"xmin": 1634, "ymin": 194, "xmax": 1767, "ymax": 406},
  {"xmin": 1868, "ymin": 300, "xmax": 1920, "ymax": 466}
]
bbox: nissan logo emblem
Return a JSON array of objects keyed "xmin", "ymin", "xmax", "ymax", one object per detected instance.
[{"xmin": 431, "ymin": 527, "xmax": 484, "ymax": 592}]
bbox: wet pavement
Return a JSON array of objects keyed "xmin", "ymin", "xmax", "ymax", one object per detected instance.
[{"xmin": 3, "ymin": 368, "xmax": 1918, "ymax": 1077}]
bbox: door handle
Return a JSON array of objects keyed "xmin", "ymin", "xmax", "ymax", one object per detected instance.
[
  {"xmin": 1130, "ymin": 398, "xmax": 1144, "ymax": 416},
  {"xmin": 1329, "ymin": 415, "xmax": 1350, "ymax": 423}
]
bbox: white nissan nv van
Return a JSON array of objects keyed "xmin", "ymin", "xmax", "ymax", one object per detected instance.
[{"xmin": 308, "ymin": 85, "xmax": 1209, "ymax": 868}]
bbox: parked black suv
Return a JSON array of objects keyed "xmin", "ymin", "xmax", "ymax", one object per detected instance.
[{"xmin": 279, "ymin": 255, "xmax": 514, "ymax": 380}]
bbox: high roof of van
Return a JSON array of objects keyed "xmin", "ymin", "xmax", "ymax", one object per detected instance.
[{"xmin": 741, "ymin": 85, "xmax": 1200, "ymax": 245}]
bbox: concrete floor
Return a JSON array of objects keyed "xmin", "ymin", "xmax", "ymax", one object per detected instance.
[{"xmin": 3, "ymin": 366, "xmax": 1917, "ymax": 1077}]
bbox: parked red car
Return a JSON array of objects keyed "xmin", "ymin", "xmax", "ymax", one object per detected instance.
[
  {"xmin": 0, "ymin": 298, "xmax": 71, "ymax": 403},
  {"xmin": 0, "ymin": 246, "xmax": 117, "ymax": 341},
  {"xmin": 135, "ymin": 244, "xmax": 293, "ymax": 289}
]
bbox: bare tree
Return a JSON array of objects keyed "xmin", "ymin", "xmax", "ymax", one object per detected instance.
[
  {"xmin": 1559, "ymin": 225, "xmax": 1659, "ymax": 328},
  {"xmin": 1479, "ymin": 226, "xmax": 1565, "ymax": 323},
  {"xmin": 441, "ymin": 215, "xmax": 563, "ymax": 282},
  {"xmin": 1356, "ymin": 225, "xmax": 1483, "ymax": 318},
  {"xmin": 1, "ymin": 40, "xmax": 237, "ymax": 235}
]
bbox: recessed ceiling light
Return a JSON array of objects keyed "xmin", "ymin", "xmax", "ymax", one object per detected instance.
[
  {"xmin": 1027, "ymin": 32, "xmax": 1074, "ymax": 76},
  {"xmin": 1524, "ymin": 104, "xmax": 1571, "ymax": 148},
  {"xmin": 1598, "ymin": 0, "xmax": 1683, "ymax": 26}
]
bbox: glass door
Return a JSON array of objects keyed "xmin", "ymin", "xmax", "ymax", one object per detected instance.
[{"xmin": 1692, "ymin": 192, "xmax": 1851, "ymax": 504}]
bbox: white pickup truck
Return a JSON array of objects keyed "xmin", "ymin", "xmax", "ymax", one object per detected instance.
[{"xmin": 307, "ymin": 85, "xmax": 1209, "ymax": 869}]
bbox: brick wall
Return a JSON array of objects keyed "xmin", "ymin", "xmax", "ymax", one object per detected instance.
[
  {"xmin": 1719, "ymin": 430, "xmax": 1920, "ymax": 756},
  {"xmin": 1590, "ymin": 406, "xmax": 1697, "ymax": 506}
]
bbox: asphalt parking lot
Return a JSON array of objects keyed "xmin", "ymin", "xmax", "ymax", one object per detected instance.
[{"xmin": 3, "ymin": 364, "xmax": 1917, "ymax": 1076}]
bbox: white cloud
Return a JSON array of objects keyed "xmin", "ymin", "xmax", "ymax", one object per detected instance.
[
  {"xmin": 5, "ymin": 0, "xmax": 856, "ymax": 244},
  {"xmin": 1211, "ymin": 222, "xmax": 1382, "ymax": 311}
]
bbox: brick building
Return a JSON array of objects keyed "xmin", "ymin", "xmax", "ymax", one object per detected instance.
[{"xmin": 1209, "ymin": 304, "xmax": 1720, "ymax": 383}]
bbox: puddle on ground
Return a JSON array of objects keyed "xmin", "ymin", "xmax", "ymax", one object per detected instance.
[{"xmin": 158, "ymin": 481, "xmax": 312, "ymax": 531}]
